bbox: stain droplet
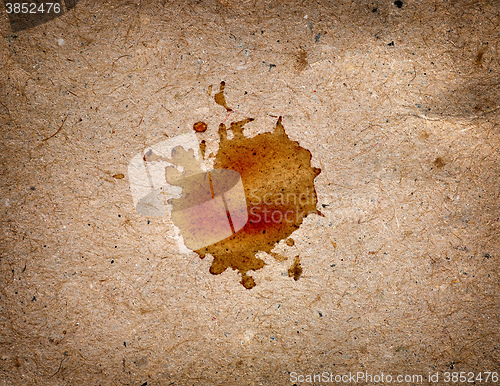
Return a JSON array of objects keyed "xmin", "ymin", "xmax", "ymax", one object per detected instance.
[
  {"xmin": 214, "ymin": 81, "xmax": 233, "ymax": 112},
  {"xmin": 194, "ymin": 116, "xmax": 321, "ymax": 289},
  {"xmin": 433, "ymin": 157, "xmax": 446, "ymax": 168},
  {"xmin": 286, "ymin": 238, "xmax": 295, "ymax": 247},
  {"xmin": 295, "ymin": 47, "xmax": 308, "ymax": 72},
  {"xmin": 270, "ymin": 252, "xmax": 288, "ymax": 262},
  {"xmin": 199, "ymin": 140, "xmax": 207, "ymax": 159},
  {"xmin": 474, "ymin": 44, "xmax": 488, "ymax": 67},
  {"xmin": 193, "ymin": 121, "xmax": 208, "ymax": 133},
  {"xmin": 288, "ymin": 255, "xmax": 303, "ymax": 281},
  {"xmin": 113, "ymin": 174, "xmax": 125, "ymax": 179},
  {"xmin": 419, "ymin": 130, "xmax": 430, "ymax": 140}
]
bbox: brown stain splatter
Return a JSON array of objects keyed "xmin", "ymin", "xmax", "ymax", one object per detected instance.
[
  {"xmin": 295, "ymin": 46, "xmax": 308, "ymax": 73},
  {"xmin": 113, "ymin": 173, "xmax": 125, "ymax": 179},
  {"xmin": 288, "ymin": 255, "xmax": 302, "ymax": 281},
  {"xmin": 193, "ymin": 116, "xmax": 321, "ymax": 289},
  {"xmin": 214, "ymin": 81, "xmax": 233, "ymax": 112},
  {"xmin": 270, "ymin": 252, "xmax": 288, "ymax": 262},
  {"xmin": 419, "ymin": 130, "xmax": 430, "ymax": 140},
  {"xmin": 474, "ymin": 44, "xmax": 488, "ymax": 67},
  {"xmin": 286, "ymin": 238, "xmax": 295, "ymax": 247},
  {"xmin": 193, "ymin": 121, "xmax": 208, "ymax": 132},
  {"xmin": 199, "ymin": 140, "xmax": 207, "ymax": 159},
  {"xmin": 433, "ymin": 157, "xmax": 446, "ymax": 168}
]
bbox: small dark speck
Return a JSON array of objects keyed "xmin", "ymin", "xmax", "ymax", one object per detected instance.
[
  {"xmin": 141, "ymin": 383, "xmax": 147, "ymax": 386},
  {"xmin": 372, "ymin": 7, "xmax": 378, "ymax": 12},
  {"xmin": 315, "ymin": 33, "xmax": 322, "ymax": 42},
  {"xmin": 269, "ymin": 64, "xmax": 276, "ymax": 70},
  {"xmin": 394, "ymin": 0, "xmax": 403, "ymax": 8},
  {"xmin": 32, "ymin": 296, "xmax": 36, "ymax": 301},
  {"xmin": 388, "ymin": 41, "xmax": 395, "ymax": 46},
  {"xmin": 30, "ymin": 186, "xmax": 36, "ymax": 190},
  {"xmin": 484, "ymin": 253, "xmax": 491, "ymax": 259},
  {"xmin": 111, "ymin": 260, "xmax": 114, "ymax": 264},
  {"xmin": 322, "ymin": 204, "xmax": 329, "ymax": 208},
  {"xmin": 318, "ymin": 311, "xmax": 323, "ymax": 317},
  {"xmin": 147, "ymin": 219, "xmax": 151, "ymax": 224},
  {"xmin": 123, "ymin": 342, "xmax": 127, "ymax": 347}
]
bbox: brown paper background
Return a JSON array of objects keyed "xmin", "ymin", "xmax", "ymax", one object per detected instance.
[{"xmin": 1, "ymin": 0, "xmax": 498, "ymax": 384}]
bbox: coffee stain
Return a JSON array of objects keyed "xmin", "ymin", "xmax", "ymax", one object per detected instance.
[
  {"xmin": 295, "ymin": 46, "xmax": 308, "ymax": 73},
  {"xmin": 419, "ymin": 130, "xmax": 430, "ymax": 140},
  {"xmin": 270, "ymin": 251, "xmax": 288, "ymax": 262},
  {"xmin": 474, "ymin": 44, "xmax": 488, "ymax": 68},
  {"xmin": 288, "ymin": 255, "xmax": 303, "ymax": 281},
  {"xmin": 193, "ymin": 121, "xmax": 208, "ymax": 132},
  {"xmin": 199, "ymin": 139, "xmax": 207, "ymax": 159},
  {"xmin": 193, "ymin": 116, "xmax": 321, "ymax": 289},
  {"xmin": 214, "ymin": 81, "xmax": 233, "ymax": 112},
  {"xmin": 433, "ymin": 157, "xmax": 446, "ymax": 168}
]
